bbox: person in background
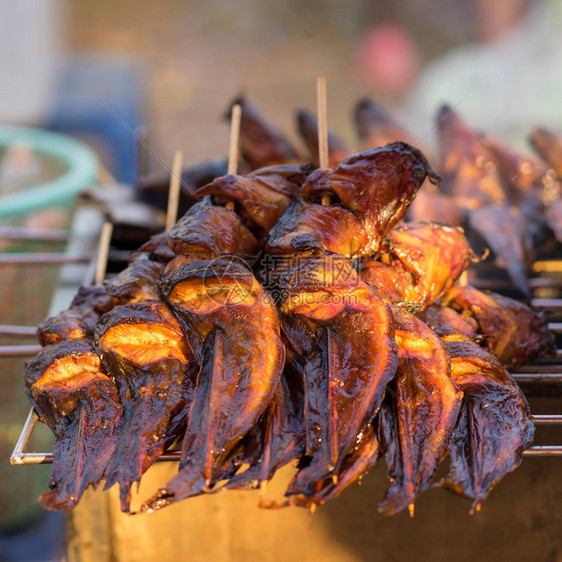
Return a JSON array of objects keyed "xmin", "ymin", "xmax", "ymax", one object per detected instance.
[{"xmin": 406, "ymin": 0, "xmax": 562, "ymax": 145}]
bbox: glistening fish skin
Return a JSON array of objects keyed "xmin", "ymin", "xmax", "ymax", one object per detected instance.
[
  {"xmin": 362, "ymin": 222, "xmax": 475, "ymax": 310},
  {"xmin": 141, "ymin": 258, "xmax": 285, "ymax": 511},
  {"xmin": 441, "ymin": 285, "xmax": 555, "ymax": 370},
  {"xmin": 277, "ymin": 256, "xmax": 397, "ymax": 500},
  {"xmin": 378, "ymin": 307, "xmax": 462, "ymax": 516},
  {"xmin": 267, "ymin": 143, "xmax": 440, "ymax": 257},
  {"xmin": 24, "ymin": 341, "xmax": 122, "ymax": 510},
  {"xmin": 225, "ymin": 355, "xmax": 305, "ymax": 491},
  {"xmin": 437, "ymin": 333, "xmax": 534, "ymax": 510},
  {"xmin": 95, "ymin": 300, "xmax": 195, "ymax": 512}
]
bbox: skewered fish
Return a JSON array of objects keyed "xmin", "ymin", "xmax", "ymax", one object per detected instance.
[
  {"xmin": 278, "ymin": 255, "xmax": 397, "ymax": 502},
  {"xmin": 24, "ymin": 123, "xmax": 554, "ymax": 517},
  {"xmin": 437, "ymin": 333, "xmax": 534, "ymax": 511},
  {"xmin": 267, "ymin": 143, "xmax": 440, "ymax": 257},
  {"xmin": 362, "ymin": 222, "xmax": 475, "ymax": 309},
  {"xmin": 265, "ymin": 142, "xmax": 436, "ymax": 509},
  {"xmin": 140, "ymin": 182, "xmax": 287, "ymax": 511},
  {"xmin": 25, "ymin": 341, "xmax": 122, "ymax": 510},
  {"xmin": 143, "ymin": 257, "xmax": 285, "ymax": 510},
  {"xmin": 95, "ymin": 300, "xmax": 195, "ymax": 511},
  {"xmin": 438, "ymin": 285, "xmax": 555, "ymax": 369},
  {"xmin": 378, "ymin": 307, "xmax": 462, "ymax": 516}
]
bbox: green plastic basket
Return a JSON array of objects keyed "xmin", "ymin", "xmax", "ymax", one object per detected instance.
[{"xmin": 0, "ymin": 125, "xmax": 98, "ymax": 219}]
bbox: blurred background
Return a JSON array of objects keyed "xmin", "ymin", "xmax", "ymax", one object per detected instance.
[
  {"xmin": 1, "ymin": 0, "xmax": 562, "ymax": 560},
  {"xmin": 2, "ymin": 0, "xmax": 562, "ymax": 179}
]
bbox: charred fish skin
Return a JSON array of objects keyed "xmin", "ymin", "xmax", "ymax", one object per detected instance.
[
  {"xmin": 141, "ymin": 257, "xmax": 285, "ymax": 510},
  {"xmin": 267, "ymin": 143, "xmax": 440, "ymax": 258},
  {"xmin": 299, "ymin": 142, "xmax": 440, "ymax": 253},
  {"xmin": 265, "ymin": 198, "xmax": 368, "ymax": 257},
  {"xmin": 437, "ymin": 334, "xmax": 534, "ymax": 510},
  {"xmin": 38, "ymin": 286, "xmax": 116, "ymax": 346},
  {"xmin": 24, "ymin": 340, "xmax": 122, "ymax": 510},
  {"xmin": 378, "ymin": 307, "xmax": 462, "ymax": 516},
  {"xmin": 226, "ymin": 354, "xmax": 305, "ymax": 491},
  {"xmin": 441, "ymin": 285, "xmax": 556, "ymax": 370},
  {"xmin": 137, "ymin": 231, "xmax": 176, "ymax": 264},
  {"xmin": 167, "ymin": 200, "xmax": 260, "ymax": 259},
  {"xmin": 362, "ymin": 222, "xmax": 475, "ymax": 310},
  {"xmin": 271, "ymin": 256, "xmax": 397, "ymax": 500},
  {"xmin": 194, "ymin": 168, "xmax": 303, "ymax": 237},
  {"xmin": 95, "ymin": 300, "xmax": 195, "ymax": 512},
  {"xmin": 104, "ymin": 254, "xmax": 165, "ymax": 304}
]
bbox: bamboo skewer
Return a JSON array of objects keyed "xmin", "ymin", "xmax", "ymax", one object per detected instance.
[
  {"xmin": 165, "ymin": 150, "xmax": 184, "ymax": 231},
  {"xmin": 228, "ymin": 104, "xmax": 242, "ymax": 176},
  {"xmin": 225, "ymin": 103, "xmax": 242, "ymax": 212},
  {"xmin": 317, "ymin": 76, "xmax": 331, "ymax": 207},
  {"xmin": 317, "ymin": 76, "xmax": 329, "ymax": 170},
  {"xmin": 316, "ymin": 76, "xmax": 338, "ymax": 486},
  {"xmin": 94, "ymin": 222, "xmax": 114, "ymax": 286}
]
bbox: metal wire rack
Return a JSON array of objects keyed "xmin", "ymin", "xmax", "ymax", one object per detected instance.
[{"xmin": 4, "ymin": 219, "xmax": 562, "ymax": 465}]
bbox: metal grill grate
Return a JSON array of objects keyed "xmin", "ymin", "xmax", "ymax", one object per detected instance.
[{"xmin": 4, "ymin": 229, "xmax": 562, "ymax": 464}]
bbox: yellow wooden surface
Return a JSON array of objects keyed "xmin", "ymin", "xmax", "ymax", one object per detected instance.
[
  {"xmin": 64, "ymin": 453, "xmax": 562, "ymax": 562},
  {"xmin": 66, "ymin": 462, "xmax": 359, "ymax": 562}
]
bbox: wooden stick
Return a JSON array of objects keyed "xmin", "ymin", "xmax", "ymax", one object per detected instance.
[
  {"xmin": 228, "ymin": 103, "xmax": 242, "ymax": 176},
  {"xmin": 317, "ymin": 76, "xmax": 329, "ymax": 170},
  {"xmin": 94, "ymin": 222, "xmax": 113, "ymax": 286},
  {"xmin": 166, "ymin": 150, "xmax": 184, "ymax": 231},
  {"xmin": 317, "ymin": 76, "xmax": 330, "ymax": 206}
]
